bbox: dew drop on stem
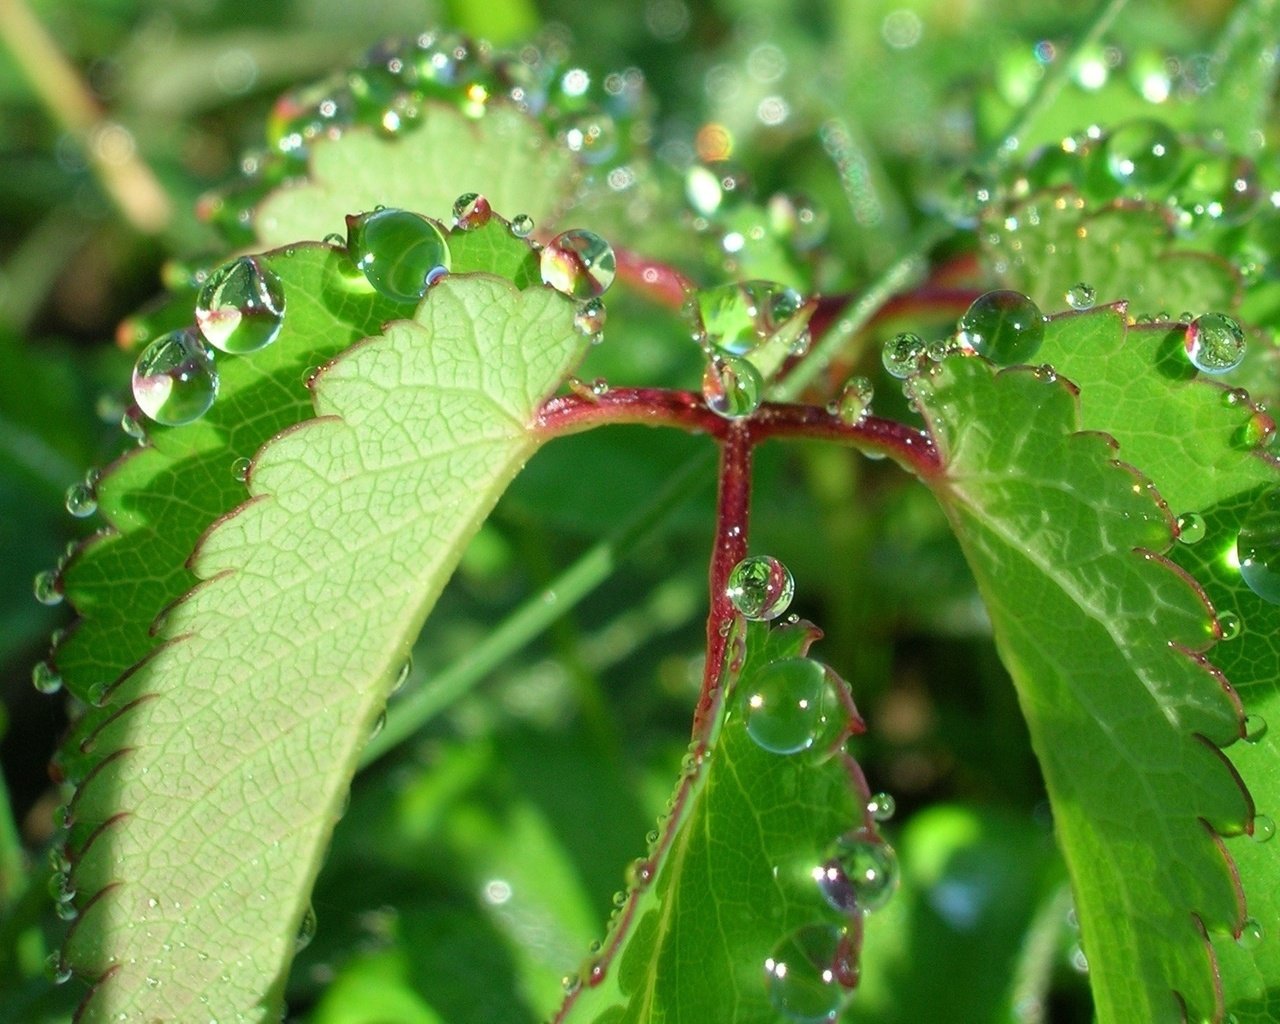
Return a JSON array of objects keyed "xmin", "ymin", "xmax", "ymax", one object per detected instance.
[
  {"xmin": 835, "ymin": 377, "xmax": 873, "ymax": 426},
  {"xmin": 703, "ymin": 354, "xmax": 763, "ymax": 419},
  {"xmin": 726, "ymin": 555, "xmax": 795, "ymax": 621}
]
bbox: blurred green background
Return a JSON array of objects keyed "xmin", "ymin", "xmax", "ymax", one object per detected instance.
[{"xmin": 0, "ymin": 0, "xmax": 1251, "ymax": 1021}]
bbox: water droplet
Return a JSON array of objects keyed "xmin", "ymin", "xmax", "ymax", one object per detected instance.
[
  {"xmin": 87, "ymin": 680, "xmax": 111, "ymax": 707},
  {"xmin": 120, "ymin": 409, "xmax": 146, "ymax": 441},
  {"xmin": 1171, "ymin": 152, "xmax": 1261, "ymax": 228},
  {"xmin": 131, "ymin": 328, "xmax": 220, "ymax": 427},
  {"xmin": 295, "ymin": 904, "xmax": 317, "ymax": 952},
  {"xmin": 1103, "ymin": 119, "xmax": 1182, "ymax": 190},
  {"xmin": 1237, "ymin": 917, "xmax": 1264, "ymax": 950},
  {"xmin": 322, "ymin": 232, "xmax": 345, "ymax": 247},
  {"xmin": 1185, "ymin": 313, "xmax": 1246, "ymax": 374},
  {"xmin": 693, "ymin": 280, "xmax": 806, "ymax": 357},
  {"xmin": 1237, "ymin": 489, "xmax": 1280, "ymax": 604},
  {"xmin": 1218, "ymin": 611, "xmax": 1242, "ymax": 640},
  {"xmin": 391, "ymin": 655, "xmax": 412, "ymax": 694},
  {"xmin": 49, "ymin": 871, "xmax": 74, "ymax": 904},
  {"xmin": 562, "ymin": 973, "xmax": 582, "ymax": 995},
  {"xmin": 231, "ymin": 458, "xmax": 251, "ymax": 484},
  {"xmin": 510, "ymin": 213, "xmax": 534, "ymax": 238},
  {"xmin": 33, "ymin": 569, "xmax": 63, "ymax": 606},
  {"xmin": 882, "ymin": 332, "xmax": 927, "ymax": 379},
  {"xmin": 867, "ymin": 792, "xmax": 895, "ymax": 822},
  {"xmin": 815, "ymin": 828, "xmax": 899, "ymax": 913},
  {"xmin": 1224, "ymin": 387, "xmax": 1250, "ymax": 407},
  {"xmin": 32, "ymin": 661, "xmax": 62, "ymax": 695},
  {"xmin": 763, "ymin": 924, "xmax": 855, "ymax": 1023},
  {"xmin": 703, "ymin": 354, "xmax": 763, "ymax": 419},
  {"xmin": 743, "ymin": 657, "xmax": 845, "ymax": 755},
  {"xmin": 46, "ymin": 953, "xmax": 71, "ymax": 985},
  {"xmin": 64, "ymin": 481, "xmax": 97, "ymax": 519},
  {"xmin": 1252, "ymin": 814, "xmax": 1275, "ymax": 843},
  {"xmin": 573, "ymin": 297, "xmax": 607, "ymax": 337},
  {"xmin": 727, "ymin": 555, "xmax": 795, "ymax": 621},
  {"xmin": 835, "ymin": 377, "xmax": 874, "ymax": 426},
  {"xmin": 1068, "ymin": 942, "xmax": 1089, "ymax": 973},
  {"xmin": 562, "ymin": 112, "xmax": 619, "ymax": 165},
  {"xmin": 452, "ymin": 192, "xmax": 492, "ymax": 230},
  {"xmin": 195, "ymin": 256, "xmax": 286, "ymax": 354},
  {"xmin": 1065, "ymin": 282, "xmax": 1096, "ymax": 310},
  {"xmin": 1176, "ymin": 512, "xmax": 1206, "ymax": 544},
  {"xmin": 1240, "ymin": 411, "xmax": 1276, "ymax": 449},
  {"xmin": 958, "ymin": 290, "xmax": 1045, "ymax": 365},
  {"xmin": 345, "ymin": 208, "xmax": 451, "ymax": 304},
  {"xmin": 1245, "ymin": 714, "xmax": 1268, "ymax": 743},
  {"xmin": 369, "ymin": 709, "xmax": 387, "ymax": 739},
  {"xmin": 540, "ymin": 229, "xmax": 616, "ymax": 299}
]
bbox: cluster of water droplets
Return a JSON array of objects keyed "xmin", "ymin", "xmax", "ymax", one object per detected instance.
[{"xmin": 202, "ymin": 31, "xmax": 653, "ymax": 245}]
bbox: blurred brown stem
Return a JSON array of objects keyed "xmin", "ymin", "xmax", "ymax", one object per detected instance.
[{"xmin": 0, "ymin": 0, "xmax": 173, "ymax": 234}]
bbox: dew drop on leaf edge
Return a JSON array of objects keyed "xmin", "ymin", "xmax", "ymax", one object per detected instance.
[
  {"xmin": 32, "ymin": 661, "xmax": 62, "ymax": 695},
  {"xmin": 726, "ymin": 555, "xmax": 795, "ymax": 621},
  {"xmin": 540, "ymin": 228, "xmax": 617, "ymax": 300},
  {"xmin": 1175, "ymin": 512, "xmax": 1206, "ymax": 545},
  {"xmin": 742, "ymin": 657, "xmax": 844, "ymax": 756},
  {"xmin": 345, "ymin": 207, "xmax": 451, "ymax": 305},
  {"xmin": 64, "ymin": 481, "xmax": 96, "ymax": 518},
  {"xmin": 703, "ymin": 354, "xmax": 763, "ymax": 420},
  {"xmin": 958, "ymin": 290, "xmax": 1045, "ymax": 365},
  {"xmin": 1237, "ymin": 488, "xmax": 1280, "ymax": 605},
  {"xmin": 1185, "ymin": 313, "xmax": 1246, "ymax": 375},
  {"xmin": 131, "ymin": 328, "xmax": 220, "ymax": 427},
  {"xmin": 33, "ymin": 569, "xmax": 62, "ymax": 606},
  {"xmin": 815, "ymin": 827, "xmax": 900, "ymax": 914},
  {"xmin": 452, "ymin": 192, "xmax": 492, "ymax": 230},
  {"xmin": 1065, "ymin": 282, "xmax": 1096, "ymax": 310},
  {"xmin": 763, "ymin": 923, "xmax": 854, "ymax": 1024},
  {"xmin": 195, "ymin": 256, "xmax": 287, "ymax": 355}
]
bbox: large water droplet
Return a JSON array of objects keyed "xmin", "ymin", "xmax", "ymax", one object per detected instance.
[
  {"xmin": 882, "ymin": 332, "xmax": 927, "ymax": 379},
  {"xmin": 815, "ymin": 827, "xmax": 899, "ymax": 913},
  {"xmin": 345, "ymin": 208, "xmax": 451, "ymax": 304},
  {"xmin": 32, "ymin": 660, "xmax": 62, "ymax": 695},
  {"xmin": 727, "ymin": 555, "xmax": 795, "ymax": 621},
  {"xmin": 1185, "ymin": 313, "xmax": 1246, "ymax": 374},
  {"xmin": 763, "ymin": 924, "xmax": 854, "ymax": 1023},
  {"xmin": 195, "ymin": 256, "xmax": 286, "ymax": 354},
  {"xmin": 743, "ymin": 658, "xmax": 844, "ymax": 755},
  {"xmin": 1237, "ymin": 488, "xmax": 1280, "ymax": 604},
  {"xmin": 33, "ymin": 569, "xmax": 62, "ymax": 606},
  {"xmin": 703, "ymin": 354, "xmax": 763, "ymax": 419},
  {"xmin": 1103, "ymin": 119, "xmax": 1182, "ymax": 190},
  {"xmin": 694, "ymin": 280, "xmax": 805, "ymax": 356},
  {"xmin": 452, "ymin": 192, "xmax": 492, "ymax": 230},
  {"xmin": 540, "ymin": 229, "xmax": 616, "ymax": 299},
  {"xmin": 1065, "ymin": 282, "xmax": 1095, "ymax": 310},
  {"xmin": 131, "ymin": 328, "xmax": 220, "ymax": 427},
  {"xmin": 958, "ymin": 290, "xmax": 1045, "ymax": 365},
  {"xmin": 64, "ymin": 480, "xmax": 97, "ymax": 519}
]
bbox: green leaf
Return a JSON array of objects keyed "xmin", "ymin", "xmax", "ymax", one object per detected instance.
[
  {"xmin": 982, "ymin": 195, "xmax": 1240, "ymax": 317},
  {"xmin": 559, "ymin": 619, "xmax": 877, "ymax": 1024},
  {"xmin": 63, "ymin": 274, "xmax": 588, "ymax": 1021},
  {"xmin": 255, "ymin": 104, "xmax": 580, "ymax": 246},
  {"xmin": 912, "ymin": 348, "xmax": 1249, "ymax": 1024},
  {"xmin": 1022, "ymin": 309, "xmax": 1280, "ymax": 1020}
]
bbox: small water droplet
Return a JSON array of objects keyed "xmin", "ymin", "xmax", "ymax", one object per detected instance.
[
  {"xmin": 835, "ymin": 377, "xmax": 873, "ymax": 426},
  {"xmin": 1237, "ymin": 917, "xmax": 1264, "ymax": 950},
  {"xmin": 1175, "ymin": 512, "xmax": 1206, "ymax": 544},
  {"xmin": 1245, "ymin": 714, "xmax": 1268, "ymax": 743},
  {"xmin": 1185, "ymin": 313, "xmax": 1246, "ymax": 374},
  {"xmin": 743, "ymin": 658, "xmax": 845, "ymax": 755},
  {"xmin": 369, "ymin": 709, "xmax": 387, "ymax": 739},
  {"xmin": 562, "ymin": 972, "xmax": 582, "ymax": 995},
  {"xmin": 867, "ymin": 792, "xmax": 895, "ymax": 822},
  {"xmin": 510, "ymin": 213, "xmax": 535, "ymax": 238},
  {"xmin": 573, "ymin": 297, "xmax": 607, "ymax": 337},
  {"xmin": 1240, "ymin": 411, "xmax": 1276, "ymax": 449},
  {"xmin": 540, "ymin": 229, "xmax": 616, "ymax": 299},
  {"xmin": 1252, "ymin": 814, "xmax": 1275, "ymax": 843},
  {"xmin": 1065, "ymin": 282, "xmax": 1095, "ymax": 309},
  {"xmin": 1068, "ymin": 942, "xmax": 1089, "ymax": 973},
  {"xmin": 1103, "ymin": 119, "xmax": 1182, "ymax": 190},
  {"xmin": 231, "ymin": 458, "xmax": 251, "ymax": 484},
  {"xmin": 452, "ymin": 192, "xmax": 492, "ymax": 230},
  {"xmin": 815, "ymin": 827, "xmax": 899, "ymax": 913},
  {"xmin": 1225, "ymin": 387, "xmax": 1250, "ymax": 407},
  {"xmin": 46, "ymin": 953, "xmax": 71, "ymax": 985},
  {"xmin": 33, "ymin": 569, "xmax": 63, "ymax": 606},
  {"xmin": 295, "ymin": 904, "xmax": 317, "ymax": 952},
  {"xmin": 1218, "ymin": 611, "xmax": 1243, "ymax": 640},
  {"xmin": 958, "ymin": 290, "xmax": 1046, "ymax": 365},
  {"xmin": 727, "ymin": 555, "xmax": 795, "ymax": 621},
  {"xmin": 346, "ymin": 208, "xmax": 451, "ymax": 304},
  {"xmin": 882, "ymin": 332, "xmax": 927, "ymax": 379},
  {"xmin": 120, "ymin": 409, "xmax": 146, "ymax": 441},
  {"xmin": 703, "ymin": 354, "xmax": 763, "ymax": 419},
  {"xmin": 64, "ymin": 480, "xmax": 97, "ymax": 518},
  {"xmin": 322, "ymin": 232, "xmax": 345, "ymax": 247},
  {"xmin": 763, "ymin": 924, "xmax": 855, "ymax": 1023},
  {"xmin": 49, "ymin": 871, "xmax": 74, "ymax": 904},
  {"xmin": 32, "ymin": 661, "xmax": 62, "ymax": 695},
  {"xmin": 195, "ymin": 256, "xmax": 286, "ymax": 354},
  {"xmin": 391, "ymin": 655, "xmax": 412, "ymax": 694},
  {"xmin": 1237, "ymin": 489, "xmax": 1280, "ymax": 604},
  {"xmin": 87, "ymin": 680, "xmax": 111, "ymax": 707},
  {"xmin": 131, "ymin": 328, "xmax": 220, "ymax": 427}
]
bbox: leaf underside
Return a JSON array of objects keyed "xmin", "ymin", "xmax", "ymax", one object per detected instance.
[
  {"xmin": 559, "ymin": 620, "xmax": 875, "ymax": 1024},
  {"xmin": 255, "ymin": 102, "xmax": 580, "ymax": 246},
  {"xmin": 913, "ymin": 341, "xmax": 1250, "ymax": 1024},
  {"xmin": 61, "ymin": 273, "xmax": 587, "ymax": 1022}
]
